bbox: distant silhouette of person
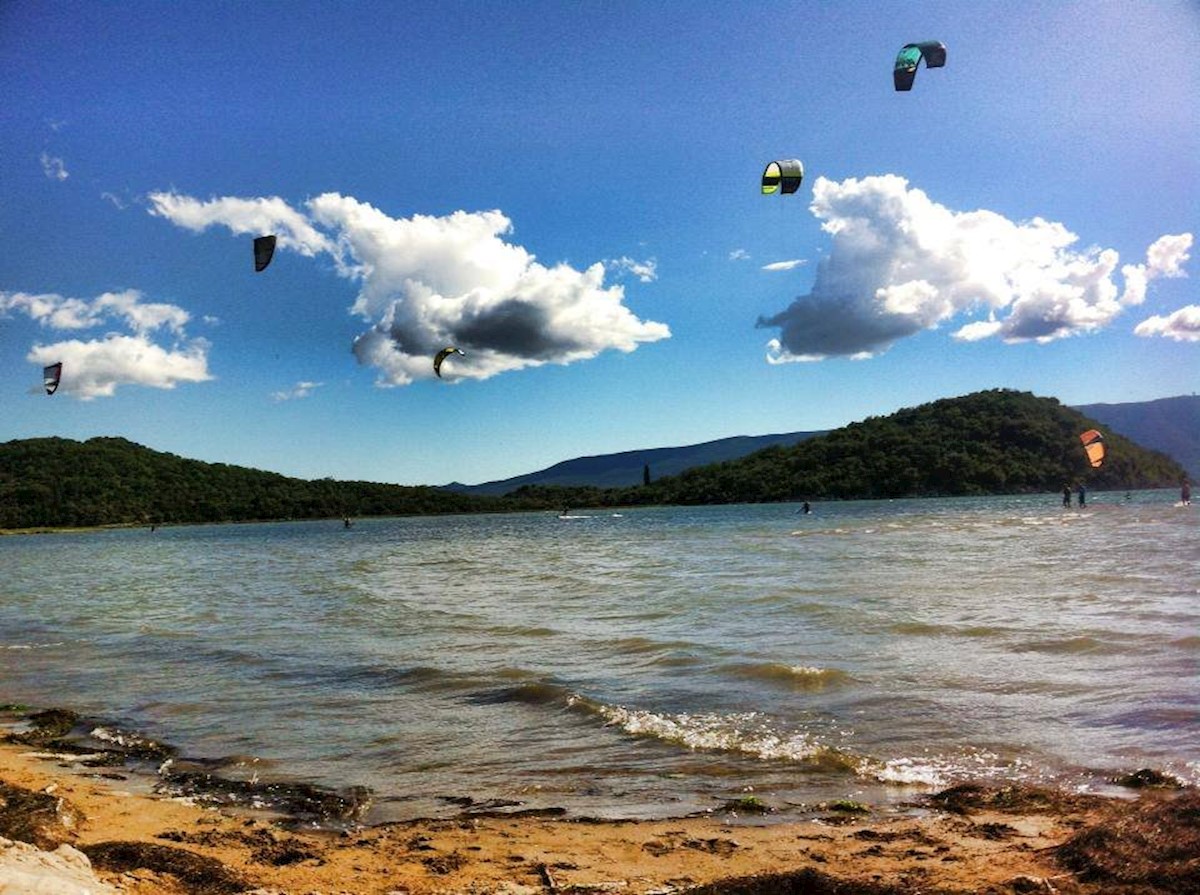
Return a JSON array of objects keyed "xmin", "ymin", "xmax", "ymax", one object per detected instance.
[
  {"xmin": 1077, "ymin": 484, "xmax": 1086, "ymax": 508},
  {"xmin": 802, "ymin": 501, "xmax": 811, "ymax": 514},
  {"xmin": 343, "ymin": 517, "xmax": 353, "ymax": 529},
  {"xmin": 1062, "ymin": 484, "xmax": 1072, "ymax": 507},
  {"xmin": 1183, "ymin": 479, "xmax": 1192, "ymax": 506}
]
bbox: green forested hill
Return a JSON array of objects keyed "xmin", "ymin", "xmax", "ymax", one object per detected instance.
[
  {"xmin": 1, "ymin": 391, "xmax": 1187, "ymax": 529},
  {"xmin": 511, "ymin": 390, "xmax": 1188, "ymax": 508},
  {"xmin": 0, "ymin": 437, "xmax": 513, "ymax": 529}
]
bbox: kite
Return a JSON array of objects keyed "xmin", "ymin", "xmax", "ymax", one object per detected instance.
[
  {"xmin": 762, "ymin": 159, "xmax": 804, "ymax": 195},
  {"xmin": 1079, "ymin": 429, "xmax": 1105, "ymax": 468},
  {"xmin": 253, "ymin": 235, "xmax": 277, "ymax": 272},
  {"xmin": 43, "ymin": 362, "xmax": 62, "ymax": 396},
  {"xmin": 894, "ymin": 41, "xmax": 946, "ymax": 91},
  {"xmin": 433, "ymin": 347, "xmax": 465, "ymax": 378}
]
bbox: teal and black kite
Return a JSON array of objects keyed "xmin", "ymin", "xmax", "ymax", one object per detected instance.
[{"xmin": 894, "ymin": 41, "xmax": 946, "ymax": 91}]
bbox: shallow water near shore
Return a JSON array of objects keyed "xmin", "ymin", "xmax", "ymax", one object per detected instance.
[{"xmin": 1, "ymin": 492, "xmax": 1196, "ymax": 824}]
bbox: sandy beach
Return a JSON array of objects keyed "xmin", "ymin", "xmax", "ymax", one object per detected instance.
[{"xmin": 2, "ymin": 731, "xmax": 1196, "ymax": 895}]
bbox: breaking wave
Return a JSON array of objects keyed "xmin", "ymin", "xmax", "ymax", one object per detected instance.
[
  {"xmin": 567, "ymin": 696, "xmax": 860, "ymax": 771},
  {"xmin": 720, "ymin": 662, "xmax": 851, "ymax": 690}
]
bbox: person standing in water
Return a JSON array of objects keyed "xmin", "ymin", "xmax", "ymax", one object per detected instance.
[
  {"xmin": 1077, "ymin": 483, "xmax": 1086, "ymax": 507},
  {"xmin": 1062, "ymin": 484, "xmax": 1072, "ymax": 507},
  {"xmin": 1183, "ymin": 479, "xmax": 1192, "ymax": 506}
]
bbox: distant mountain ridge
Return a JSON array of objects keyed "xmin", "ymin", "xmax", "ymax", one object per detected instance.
[
  {"xmin": 450, "ymin": 395, "xmax": 1198, "ymax": 494},
  {"xmin": 1074, "ymin": 395, "xmax": 1199, "ymax": 481},
  {"xmin": 443, "ymin": 431, "xmax": 825, "ymax": 495}
]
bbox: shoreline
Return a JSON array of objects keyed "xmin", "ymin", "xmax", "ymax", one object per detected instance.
[
  {"xmin": 2, "ymin": 488, "xmax": 1185, "ymax": 538},
  {"xmin": 2, "ymin": 709, "xmax": 1195, "ymax": 893}
]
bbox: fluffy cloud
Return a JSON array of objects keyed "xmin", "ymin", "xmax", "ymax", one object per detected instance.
[
  {"xmin": 39, "ymin": 152, "xmax": 68, "ymax": 181},
  {"xmin": 1134, "ymin": 305, "xmax": 1200, "ymax": 342},
  {"xmin": 0, "ymin": 289, "xmax": 210, "ymax": 399},
  {"xmin": 0, "ymin": 289, "xmax": 188, "ymax": 334},
  {"xmin": 149, "ymin": 191, "xmax": 669, "ymax": 385},
  {"xmin": 1120, "ymin": 233, "xmax": 1192, "ymax": 306},
  {"xmin": 757, "ymin": 175, "xmax": 1192, "ymax": 362},
  {"xmin": 762, "ymin": 259, "xmax": 806, "ymax": 272},
  {"xmin": 147, "ymin": 192, "xmax": 338, "ymax": 260},
  {"xmin": 605, "ymin": 256, "xmax": 658, "ymax": 283}
]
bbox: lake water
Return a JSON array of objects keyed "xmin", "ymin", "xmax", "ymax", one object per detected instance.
[{"xmin": 1, "ymin": 492, "xmax": 1196, "ymax": 823}]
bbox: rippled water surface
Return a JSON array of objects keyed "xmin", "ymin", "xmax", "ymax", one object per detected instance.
[{"xmin": 1, "ymin": 493, "xmax": 1196, "ymax": 821}]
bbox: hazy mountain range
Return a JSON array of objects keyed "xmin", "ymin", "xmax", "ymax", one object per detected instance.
[
  {"xmin": 1074, "ymin": 395, "xmax": 1198, "ymax": 483},
  {"xmin": 447, "ymin": 394, "xmax": 1198, "ymax": 495}
]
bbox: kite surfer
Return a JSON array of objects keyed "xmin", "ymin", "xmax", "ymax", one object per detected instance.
[
  {"xmin": 1183, "ymin": 479, "xmax": 1192, "ymax": 506},
  {"xmin": 1062, "ymin": 484, "xmax": 1072, "ymax": 507},
  {"xmin": 1077, "ymin": 484, "xmax": 1086, "ymax": 508}
]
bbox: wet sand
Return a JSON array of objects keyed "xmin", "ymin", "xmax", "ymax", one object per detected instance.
[{"xmin": 3, "ymin": 737, "xmax": 1197, "ymax": 895}]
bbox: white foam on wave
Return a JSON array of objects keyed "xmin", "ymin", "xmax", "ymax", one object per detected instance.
[
  {"xmin": 789, "ymin": 665, "xmax": 832, "ymax": 678},
  {"xmin": 873, "ymin": 757, "xmax": 950, "ymax": 787},
  {"xmin": 89, "ymin": 725, "xmax": 167, "ymax": 754},
  {"xmin": 869, "ymin": 748, "xmax": 1031, "ymax": 789},
  {"xmin": 789, "ymin": 527, "xmax": 853, "ymax": 537},
  {"xmin": 574, "ymin": 700, "xmax": 831, "ymax": 763}
]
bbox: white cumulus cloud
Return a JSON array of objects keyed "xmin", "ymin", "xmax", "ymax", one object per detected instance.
[
  {"xmin": 1134, "ymin": 305, "xmax": 1200, "ymax": 342},
  {"xmin": 147, "ymin": 192, "xmax": 338, "ymax": 260},
  {"xmin": 1120, "ymin": 233, "xmax": 1192, "ymax": 306},
  {"xmin": 148, "ymin": 191, "xmax": 670, "ymax": 385},
  {"xmin": 756, "ymin": 174, "xmax": 1192, "ymax": 362},
  {"xmin": 0, "ymin": 289, "xmax": 211, "ymax": 399}
]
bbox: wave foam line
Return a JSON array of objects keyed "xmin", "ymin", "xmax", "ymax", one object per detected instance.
[{"xmin": 568, "ymin": 698, "xmax": 860, "ymax": 770}]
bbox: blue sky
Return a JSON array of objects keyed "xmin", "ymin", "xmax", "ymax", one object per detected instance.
[{"xmin": 2, "ymin": 0, "xmax": 1197, "ymax": 486}]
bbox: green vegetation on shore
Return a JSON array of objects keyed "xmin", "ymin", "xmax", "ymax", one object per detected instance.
[{"xmin": 1, "ymin": 390, "xmax": 1186, "ymax": 530}]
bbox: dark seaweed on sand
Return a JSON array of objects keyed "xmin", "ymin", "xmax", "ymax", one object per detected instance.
[
  {"xmin": 0, "ymin": 781, "xmax": 81, "ymax": 849},
  {"xmin": 927, "ymin": 782, "xmax": 1104, "ymax": 816},
  {"xmin": 82, "ymin": 841, "xmax": 249, "ymax": 895},
  {"xmin": 686, "ymin": 866, "xmax": 952, "ymax": 895},
  {"xmin": 155, "ymin": 767, "xmax": 371, "ymax": 826},
  {"xmin": 3, "ymin": 707, "xmax": 177, "ymax": 764},
  {"xmin": 1055, "ymin": 790, "xmax": 1200, "ymax": 895}
]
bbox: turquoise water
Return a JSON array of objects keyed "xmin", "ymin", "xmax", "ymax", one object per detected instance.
[{"xmin": 1, "ymin": 492, "xmax": 1196, "ymax": 822}]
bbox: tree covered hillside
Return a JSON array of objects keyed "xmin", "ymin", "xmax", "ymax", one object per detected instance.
[
  {"xmin": 513, "ymin": 390, "xmax": 1187, "ymax": 507},
  {"xmin": 0, "ymin": 437, "xmax": 513, "ymax": 529},
  {"xmin": 1, "ymin": 391, "xmax": 1187, "ymax": 529}
]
